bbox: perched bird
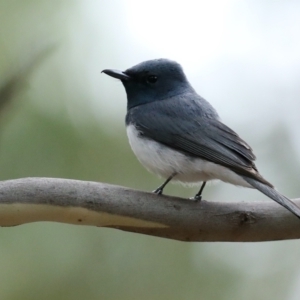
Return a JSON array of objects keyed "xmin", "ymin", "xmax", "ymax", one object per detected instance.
[{"xmin": 102, "ymin": 59, "xmax": 300, "ymax": 219}]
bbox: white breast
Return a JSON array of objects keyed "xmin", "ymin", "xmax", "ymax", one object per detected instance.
[{"xmin": 126, "ymin": 124, "xmax": 251, "ymax": 187}]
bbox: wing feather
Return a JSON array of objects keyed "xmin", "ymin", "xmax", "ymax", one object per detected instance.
[{"xmin": 126, "ymin": 98, "xmax": 271, "ymax": 186}]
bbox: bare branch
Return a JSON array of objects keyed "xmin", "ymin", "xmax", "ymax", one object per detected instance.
[{"xmin": 0, "ymin": 177, "xmax": 299, "ymax": 242}]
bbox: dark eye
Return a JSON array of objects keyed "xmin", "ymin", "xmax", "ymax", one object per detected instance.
[{"xmin": 146, "ymin": 75, "xmax": 158, "ymax": 84}]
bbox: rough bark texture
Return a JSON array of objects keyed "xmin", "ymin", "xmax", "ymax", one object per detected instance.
[{"xmin": 0, "ymin": 177, "xmax": 299, "ymax": 242}]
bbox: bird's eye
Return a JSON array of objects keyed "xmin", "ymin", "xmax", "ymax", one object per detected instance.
[{"xmin": 146, "ymin": 75, "xmax": 158, "ymax": 84}]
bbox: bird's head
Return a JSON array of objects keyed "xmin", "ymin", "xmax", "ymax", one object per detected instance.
[{"xmin": 102, "ymin": 59, "xmax": 193, "ymax": 110}]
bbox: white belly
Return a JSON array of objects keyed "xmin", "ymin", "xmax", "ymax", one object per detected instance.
[{"xmin": 126, "ymin": 125, "xmax": 251, "ymax": 187}]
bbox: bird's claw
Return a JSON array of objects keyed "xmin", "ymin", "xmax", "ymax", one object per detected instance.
[
  {"xmin": 189, "ymin": 195, "xmax": 202, "ymax": 202},
  {"xmin": 153, "ymin": 188, "xmax": 163, "ymax": 195}
]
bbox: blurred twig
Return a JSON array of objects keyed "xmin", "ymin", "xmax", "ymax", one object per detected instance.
[
  {"xmin": 0, "ymin": 177, "xmax": 299, "ymax": 242},
  {"xmin": 0, "ymin": 45, "xmax": 55, "ymax": 114}
]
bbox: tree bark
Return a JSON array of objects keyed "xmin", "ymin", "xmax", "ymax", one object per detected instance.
[{"xmin": 0, "ymin": 177, "xmax": 299, "ymax": 242}]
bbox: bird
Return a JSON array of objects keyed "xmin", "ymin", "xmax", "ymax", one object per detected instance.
[{"xmin": 102, "ymin": 58, "xmax": 300, "ymax": 219}]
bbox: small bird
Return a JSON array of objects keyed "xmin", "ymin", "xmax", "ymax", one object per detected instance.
[{"xmin": 102, "ymin": 59, "xmax": 300, "ymax": 219}]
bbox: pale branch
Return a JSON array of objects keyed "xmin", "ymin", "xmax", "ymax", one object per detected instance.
[{"xmin": 0, "ymin": 177, "xmax": 299, "ymax": 242}]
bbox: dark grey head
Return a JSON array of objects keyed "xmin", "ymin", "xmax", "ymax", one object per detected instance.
[{"xmin": 102, "ymin": 59, "xmax": 194, "ymax": 110}]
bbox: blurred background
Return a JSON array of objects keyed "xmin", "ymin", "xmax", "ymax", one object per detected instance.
[{"xmin": 0, "ymin": 0, "xmax": 300, "ymax": 299}]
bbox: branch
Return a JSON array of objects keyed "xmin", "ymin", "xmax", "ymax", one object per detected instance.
[{"xmin": 0, "ymin": 177, "xmax": 299, "ymax": 242}]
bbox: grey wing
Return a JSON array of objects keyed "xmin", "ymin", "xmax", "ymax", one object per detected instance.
[{"xmin": 131, "ymin": 106, "xmax": 272, "ymax": 187}]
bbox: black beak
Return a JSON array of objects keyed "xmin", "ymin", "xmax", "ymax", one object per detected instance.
[{"xmin": 101, "ymin": 69, "xmax": 131, "ymax": 81}]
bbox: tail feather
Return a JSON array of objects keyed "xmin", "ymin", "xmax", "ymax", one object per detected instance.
[{"xmin": 242, "ymin": 176, "xmax": 300, "ymax": 219}]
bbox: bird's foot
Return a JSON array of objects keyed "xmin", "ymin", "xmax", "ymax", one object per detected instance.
[
  {"xmin": 152, "ymin": 175, "xmax": 175, "ymax": 196},
  {"xmin": 189, "ymin": 195, "xmax": 202, "ymax": 202},
  {"xmin": 191, "ymin": 182, "xmax": 206, "ymax": 202},
  {"xmin": 152, "ymin": 188, "xmax": 163, "ymax": 195}
]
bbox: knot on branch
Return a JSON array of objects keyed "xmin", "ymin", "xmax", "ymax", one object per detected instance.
[{"xmin": 238, "ymin": 211, "xmax": 256, "ymax": 225}]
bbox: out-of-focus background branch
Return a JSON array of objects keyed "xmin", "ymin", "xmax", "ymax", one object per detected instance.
[
  {"xmin": 0, "ymin": 1, "xmax": 300, "ymax": 300},
  {"xmin": 0, "ymin": 46, "xmax": 54, "ymax": 118}
]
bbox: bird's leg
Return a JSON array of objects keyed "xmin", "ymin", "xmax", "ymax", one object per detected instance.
[
  {"xmin": 153, "ymin": 174, "xmax": 176, "ymax": 195},
  {"xmin": 192, "ymin": 181, "xmax": 207, "ymax": 201}
]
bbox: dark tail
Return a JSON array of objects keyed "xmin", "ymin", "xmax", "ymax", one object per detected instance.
[{"xmin": 242, "ymin": 176, "xmax": 300, "ymax": 219}]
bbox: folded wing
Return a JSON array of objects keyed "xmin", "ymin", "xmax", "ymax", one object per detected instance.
[{"xmin": 129, "ymin": 100, "xmax": 272, "ymax": 187}]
